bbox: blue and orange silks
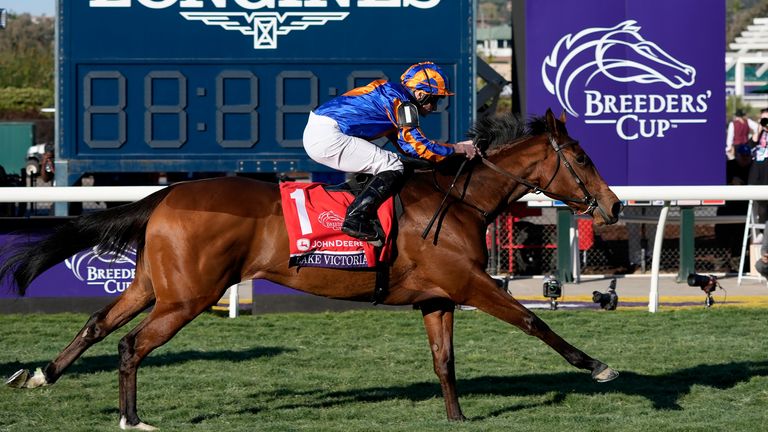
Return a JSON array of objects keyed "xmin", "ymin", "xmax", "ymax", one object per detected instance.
[{"xmin": 313, "ymin": 79, "xmax": 454, "ymax": 162}]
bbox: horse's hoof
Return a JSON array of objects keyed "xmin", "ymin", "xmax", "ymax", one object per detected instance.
[
  {"xmin": 592, "ymin": 364, "xmax": 619, "ymax": 382},
  {"xmin": 5, "ymin": 369, "xmax": 29, "ymax": 388},
  {"xmin": 120, "ymin": 416, "xmax": 158, "ymax": 431},
  {"xmin": 24, "ymin": 368, "xmax": 48, "ymax": 388}
]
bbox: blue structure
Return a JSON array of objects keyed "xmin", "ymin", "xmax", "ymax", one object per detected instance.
[{"xmin": 56, "ymin": 0, "xmax": 475, "ymax": 187}]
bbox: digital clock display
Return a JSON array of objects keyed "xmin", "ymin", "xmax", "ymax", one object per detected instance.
[
  {"xmin": 78, "ymin": 65, "xmax": 451, "ymax": 150},
  {"xmin": 58, "ymin": 1, "xmax": 474, "ymax": 183}
]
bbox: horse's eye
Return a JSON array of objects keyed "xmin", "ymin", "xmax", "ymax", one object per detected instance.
[{"xmin": 575, "ymin": 153, "xmax": 590, "ymax": 165}]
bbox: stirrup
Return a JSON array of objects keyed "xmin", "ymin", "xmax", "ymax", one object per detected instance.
[{"xmin": 341, "ymin": 224, "xmax": 384, "ymax": 247}]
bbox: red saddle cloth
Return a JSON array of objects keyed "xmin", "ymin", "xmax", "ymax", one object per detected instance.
[{"xmin": 279, "ymin": 182, "xmax": 394, "ymax": 269}]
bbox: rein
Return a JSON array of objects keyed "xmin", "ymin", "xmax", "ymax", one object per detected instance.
[
  {"xmin": 481, "ymin": 136, "xmax": 599, "ymax": 214},
  {"xmin": 422, "ymin": 134, "xmax": 603, "ymax": 240},
  {"xmin": 421, "ymin": 159, "xmax": 469, "ymax": 240}
]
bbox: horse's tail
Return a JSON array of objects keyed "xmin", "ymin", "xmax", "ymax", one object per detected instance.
[{"xmin": 0, "ymin": 187, "xmax": 174, "ymax": 296}]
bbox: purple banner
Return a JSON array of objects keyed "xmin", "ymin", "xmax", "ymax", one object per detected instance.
[
  {"xmin": 252, "ymin": 279, "xmax": 304, "ymax": 296},
  {"xmin": 0, "ymin": 234, "xmax": 135, "ymax": 298},
  {"xmin": 525, "ymin": 0, "xmax": 725, "ymax": 186}
]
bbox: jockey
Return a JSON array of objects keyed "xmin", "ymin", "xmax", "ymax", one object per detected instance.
[{"xmin": 303, "ymin": 61, "xmax": 477, "ymax": 244}]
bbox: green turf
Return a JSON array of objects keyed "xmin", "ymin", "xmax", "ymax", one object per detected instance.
[{"xmin": 0, "ymin": 308, "xmax": 766, "ymax": 431}]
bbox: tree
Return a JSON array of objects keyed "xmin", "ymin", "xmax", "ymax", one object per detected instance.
[{"xmin": 0, "ymin": 13, "xmax": 54, "ymax": 90}]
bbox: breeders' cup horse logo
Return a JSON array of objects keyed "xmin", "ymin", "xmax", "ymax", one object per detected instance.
[
  {"xmin": 65, "ymin": 247, "xmax": 137, "ymax": 294},
  {"xmin": 318, "ymin": 210, "xmax": 344, "ymax": 231},
  {"xmin": 181, "ymin": 12, "xmax": 349, "ymax": 49},
  {"xmin": 542, "ymin": 20, "xmax": 696, "ymax": 117}
]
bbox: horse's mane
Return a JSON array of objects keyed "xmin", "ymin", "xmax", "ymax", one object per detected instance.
[{"xmin": 467, "ymin": 113, "xmax": 549, "ymax": 156}]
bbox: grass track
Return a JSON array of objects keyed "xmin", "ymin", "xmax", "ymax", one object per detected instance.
[{"xmin": 0, "ymin": 308, "xmax": 766, "ymax": 431}]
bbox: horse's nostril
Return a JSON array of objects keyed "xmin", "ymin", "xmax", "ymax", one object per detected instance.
[{"xmin": 611, "ymin": 201, "xmax": 623, "ymax": 219}]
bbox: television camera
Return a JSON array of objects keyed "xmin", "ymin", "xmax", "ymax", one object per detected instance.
[
  {"xmin": 686, "ymin": 273, "xmax": 721, "ymax": 307},
  {"xmin": 542, "ymin": 275, "xmax": 562, "ymax": 310},
  {"xmin": 592, "ymin": 279, "xmax": 619, "ymax": 310}
]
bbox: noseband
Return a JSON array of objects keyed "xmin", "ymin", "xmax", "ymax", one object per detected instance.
[{"xmin": 479, "ymin": 135, "xmax": 600, "ymax": 216}]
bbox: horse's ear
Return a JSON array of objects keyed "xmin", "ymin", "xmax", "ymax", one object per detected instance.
[
  {"xmin": 545, "ymin": 108, "xmax": 561, "ymax": 137},
  {"xmin": 559, "ymin": 111, "xmax": 567, "ymax": 123}
]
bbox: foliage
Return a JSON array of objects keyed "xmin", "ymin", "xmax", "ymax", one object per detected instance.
[
  {"xmin": 496, "ymin": 96, "xmax": 513, "ymax": 113},
  {"xmin": 478, "ymin": 0, "xmax": 511, "ymax": 27},
  {"xmin": 726, "ymin": 0, "xmax": 768, "ymax": 44},
  {"xmin": 0, "ymin": 14, "xmax": 54, "ymax": 90},
  {"xmin": 0, "ymin": 87, "xmax": 54, "ymax": 114},
  {"xmin": 726, "ymin": 95, "xmax": 755, "ymax": 122},
  {"xmin": 0, "ymin": 308, "xmax": 766, "ymax": 431},
  {"xmin": 0, "ymin": 13, "xmax": 54, "ymax": 119}
]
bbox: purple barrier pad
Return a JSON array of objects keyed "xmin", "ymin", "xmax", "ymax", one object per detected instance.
[
  {"xmin": 0, "ymin": 233, "xmax": 135, "ymax": 298},
  {"xmin": 252, "ymin": 279, "xmax": 306, "ymax": 296}
]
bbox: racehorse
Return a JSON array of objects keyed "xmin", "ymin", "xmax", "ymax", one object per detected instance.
[{"xmin": 1, "ymin": 109, "xmax": 622, "ymax": 430}]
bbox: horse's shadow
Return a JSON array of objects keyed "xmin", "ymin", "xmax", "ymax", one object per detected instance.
[
  {"xmin": 246, "ymin": 360, "xmax": 768, "ymax": 419},
  {"xmin": 0, "ymin": 346, "xmax": 291, "ymax": 377}
]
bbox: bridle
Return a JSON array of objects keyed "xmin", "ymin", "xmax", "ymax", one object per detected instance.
[
  {"xmin": 424, "ymin": 134, "xmax": 603, "ymax": 236},
  {"xmin": 479, "ymin": 135, "xmax": 600, "ymax": 216}
]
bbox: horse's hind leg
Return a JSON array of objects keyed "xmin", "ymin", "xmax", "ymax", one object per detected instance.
[
  {"xmin": 6, "ymin": 275, "xmax": 155, "ymax": 389},
  {"xmin": 117, "ymin": 299, "xmax": 214, "ymax": 430},
  {"xmin": 464, "ymin": 275, "xmax": 618, "ymax": 382},
  {"xmin": 420, "ymin": 299, "xmax": 465, "ymax": 421}
]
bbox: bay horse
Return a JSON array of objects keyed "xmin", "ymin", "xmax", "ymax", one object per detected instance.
[{"xmin": 1, "ymin": 109, "xmax": 622, "ymax": 430}]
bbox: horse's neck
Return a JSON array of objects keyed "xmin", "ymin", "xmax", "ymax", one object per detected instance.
[
  {"xmin": 400, "ymin": 138, "xmax": 544, "ymax": 223},
  {"xmin": 471, "ymin": 140, "xmax": 545, "ymax": 215}
]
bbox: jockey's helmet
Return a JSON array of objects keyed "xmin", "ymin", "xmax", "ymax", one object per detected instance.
[{"xmin": 401, "ymin": 62, "xmax": 455, "ymax": 97}]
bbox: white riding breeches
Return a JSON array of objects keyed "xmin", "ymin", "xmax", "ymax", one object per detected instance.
[{"xmin": 303, "ymin": 112, "xmax": 404, "ymax": 175}]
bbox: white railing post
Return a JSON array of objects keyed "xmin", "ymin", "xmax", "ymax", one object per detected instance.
[
  {"xmin": 738, "ymin": 200, "xmax": 754, "ymax": 287},
  {"xmin": 228, "ymin": 284, "xmax": 239, "ymax": 318},
  {"xmin": 648, "ymin": 202, "xmax": 670, "ymax": 313},
  {"xmin": 570, "ymin": 217, "xmax": 581, "ymax": 283}
]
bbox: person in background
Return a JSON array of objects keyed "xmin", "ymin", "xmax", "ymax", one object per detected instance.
[
  {"xmin": 715, "ymin": 143, "xmax": 753, "ymax": 272},
  {"xmin": 754, "ymin": 232, "xmax": 768, "ymax": 279},
  {"xmin": 726, "ymin": 108, "xmax": 758, "ymax": 161},
  {"xmin": 302, "ymin": 61, "xmax": 477, "ymax": 244},
  {"xmin": 748, "ymin": 108, "xmax": 768, "ymax": 226}
]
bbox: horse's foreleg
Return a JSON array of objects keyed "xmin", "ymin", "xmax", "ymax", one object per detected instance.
[
  {"xmin": 117, "ymin": 300, "xmax": 211, "ymax": 431},
  {"xmin": 6, "ymin": 277, "xmax": 155, "ymax": 389},
  {"xmin": 420, "ymin": 299, "xmax": 466, "ymax": 421},
  {"xmin": 465, "ymin": 275, "xmax": 618, "ymax": 382}
]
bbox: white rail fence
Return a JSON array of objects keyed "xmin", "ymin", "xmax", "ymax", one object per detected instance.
[{"xmin": 3, "ymin": 185, "xmax": 768, "ymax": 314}]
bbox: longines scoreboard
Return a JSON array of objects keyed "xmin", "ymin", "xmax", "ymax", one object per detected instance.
[{"xmin": 57, "ymin": 0, "xmax": 475, "ymax": 183}]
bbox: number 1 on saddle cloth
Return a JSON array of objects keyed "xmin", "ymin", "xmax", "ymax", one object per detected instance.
[{"xmin": 279, "ymin": 181, "xmax": 395, "ymax": 270}]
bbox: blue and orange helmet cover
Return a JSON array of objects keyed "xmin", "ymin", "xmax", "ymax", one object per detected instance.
[{"xmin": 401, "ymin": 62, "xmax": 455, "ymax": 96}]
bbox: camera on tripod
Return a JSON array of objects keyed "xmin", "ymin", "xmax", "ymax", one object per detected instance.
[
  {"xmin": 687, "ymin": 273, "xmax": 720, "ymax": 307},
  {"xmin": 542, "ymin": 275, "xmax": 562, "ymax": 310},
  {"xmin": 592, "ymin": 279, "xmax": 618, "ymax": 310}
]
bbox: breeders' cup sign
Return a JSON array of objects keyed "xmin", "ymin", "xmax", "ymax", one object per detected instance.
[
  {"xmin": 89, "ymin": 0, "xmax": 442, "ymax": 49},
  {"xmin": 543, "ymin": 20, "xmax": 704, "ymax": 140},
  {"xmin": 65, "ymin": 247, "xmax": 137, "ymax": 295},
  {"xmin": 0, "ymin": 234, "xmax": 136, "ymax": 298},
  {"xmin": 526, "ymin": 0, "xmax": 725, "ymax": 186}
]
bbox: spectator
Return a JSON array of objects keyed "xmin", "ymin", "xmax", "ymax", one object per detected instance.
[
  {"xmin": 754, "ymin": 231, "xmax": 768, "ymax": 279},
  {"xmin": 716, "ymin": 144, "xmax": 752, "ymax": 272},
  {"xmin": 729, "ymin": 143, "xmax": 754, "ymax": 186},
  {"xmin": 726, "ymin": 108, "xmax": 757, "ymax": 160},
  {"xmin": 748, "ymin": 108, "xmax": 768, "ymax": 225}
]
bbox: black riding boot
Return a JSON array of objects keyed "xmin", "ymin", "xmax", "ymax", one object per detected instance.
[{"xmin": 341, "ymin": 170, "xmax": 402, "ymax": 246}]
